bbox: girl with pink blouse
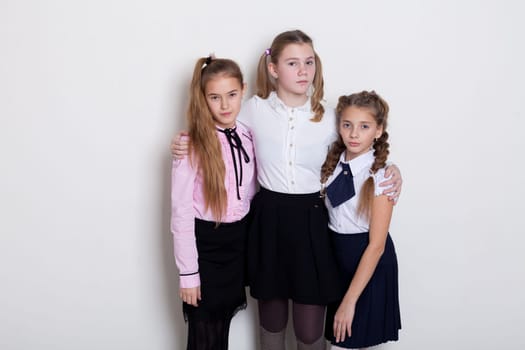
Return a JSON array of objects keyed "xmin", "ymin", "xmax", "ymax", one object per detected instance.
[{"xmin": 171, "ymin": 56, "xmax": 256, "ymax": 350}]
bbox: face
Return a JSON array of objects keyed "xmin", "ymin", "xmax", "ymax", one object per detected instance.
[
  {"xmin": 204, "ymin": 75, "xmax": 245, "ymax": 129},
  {"xmin": 339, "ymin": 106, "xmax": 383, "ymax": 161},
  {"xmin": 269, "ymin": 43, "xmax": 316, "ymax": 98}
]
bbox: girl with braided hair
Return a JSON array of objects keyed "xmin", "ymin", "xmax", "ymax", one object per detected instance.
[
  {"xmin": 321, "ymin": 91, "xmax": 401, "ymax": 349},
  {"xmin": 172, "ymin": 30, "xmax": 404, "ymax": 350}
]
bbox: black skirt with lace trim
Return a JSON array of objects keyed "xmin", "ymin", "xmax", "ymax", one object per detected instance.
[{"xmin": 182, "ymin": 216, "xmax": 248, "ymax": 322}]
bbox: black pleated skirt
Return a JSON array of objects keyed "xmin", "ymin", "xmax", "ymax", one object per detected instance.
[
  {"xmin": 183, "ymin": 216, "xmax": 248, "ymax": 322},
  {"xmin": 325, "ymin": 231, "xmax": 401, "ymax": 348},
  {"xmin": 246, "ymin": 187, "xmax": 343, "ymax": 305}
]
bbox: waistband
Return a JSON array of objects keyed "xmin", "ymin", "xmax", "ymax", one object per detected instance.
[
  {"xmin": 195, "ymin": 215, "xmax": 248, "ymax": 229},
  {"xmin": 258, "ymin": 187, "xmax": 322, "ymax": 201}
]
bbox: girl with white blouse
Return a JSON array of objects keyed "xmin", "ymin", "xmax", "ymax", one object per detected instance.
[
  {"xmin": 321, "ymin": 91, "xmax": 401, "ymax": 349},
  {"xmin": 172, "ymin": 30, "xmax": 402, "ymax": 350}
]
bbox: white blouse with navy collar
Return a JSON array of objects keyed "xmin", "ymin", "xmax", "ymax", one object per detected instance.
[{"xmin": 324, "ymin": 150, "xmax": 392, "ymax": 234}]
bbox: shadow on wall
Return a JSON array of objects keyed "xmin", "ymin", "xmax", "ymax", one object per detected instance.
[
  {"xmin": 159, "ymin": 152, "xmax": 186, "ymax": 348},
  {"xmin": 157, "ymin": 66, "xmax": 192, "ymax": 349}
]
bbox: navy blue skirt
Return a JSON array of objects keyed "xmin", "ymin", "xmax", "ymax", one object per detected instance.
[
  {"xmin": 325, "ymin": 230, "xmax": 401, "ymax": 348},
  {"xmin": 246, "ymin": 188, "xmax": 343, "ymax": 305}
]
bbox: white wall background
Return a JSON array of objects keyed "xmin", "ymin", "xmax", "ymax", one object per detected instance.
[{"xmin": 1, "ymin": 0, "xmax": 524, "ymax": 349}]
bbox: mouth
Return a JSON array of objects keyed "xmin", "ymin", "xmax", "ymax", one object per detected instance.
[
  {"xmin": 220, "ymin": 112, "xmax": 232, "ymax": 117},
  {"xmin": 297, "ymin": 80, "xmax": 309, "ymax": 85},
  {"xmin": 348, "ymin": 142, "xmax": 360, "ymax": 147}
]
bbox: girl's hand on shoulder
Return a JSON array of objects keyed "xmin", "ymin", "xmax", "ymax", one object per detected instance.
[
  {"xmin": 333, "ymin": 300, "xmax": 356, "ymax": 343},
  {"xmin": 179, "ymin": 286, "xmax": 201, "ymax": 307},
  {"xmin": 380, "ymin": 163, "xmax": 402, "ymax": 204},
  {"xmin": 171, "ymin": 131, "xmax": 189, "ymax": 160}
]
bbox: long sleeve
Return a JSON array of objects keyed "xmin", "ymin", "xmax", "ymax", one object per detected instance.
[{"xmin": 171, "ymin": 156, "xmax": 200, "ymax": 288}]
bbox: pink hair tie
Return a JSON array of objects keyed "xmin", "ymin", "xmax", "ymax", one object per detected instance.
[{"xmin": 264, "ymin": 48, "xmax": 271, "ymax": 56}]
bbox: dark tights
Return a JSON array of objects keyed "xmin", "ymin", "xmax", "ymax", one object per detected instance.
[
  {"xmin": 187, "ymin": 317, "xmax": 232, "ymax": 350},
  {"xmin": 258, "ymin": 299, "xmax": 325, "ymax": 344}
]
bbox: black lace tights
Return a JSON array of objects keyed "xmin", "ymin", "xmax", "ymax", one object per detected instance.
[{"xmin": 187, "ymin": 317, "xmax": 232, "ymax": 350}]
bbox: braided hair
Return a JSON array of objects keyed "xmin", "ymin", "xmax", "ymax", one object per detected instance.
[{"xmin": 320, "ymin": 90, "xmax": 390, "ymax": 219}]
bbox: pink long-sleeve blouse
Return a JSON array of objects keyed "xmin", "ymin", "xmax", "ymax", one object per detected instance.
[{"xmin": 170, "ymin": 122, "xmax": 257, "ymax": 288}]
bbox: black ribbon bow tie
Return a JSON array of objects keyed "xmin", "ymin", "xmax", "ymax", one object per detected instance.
[
  {"xmin": 326, "ymin": 162, "xmax": 355, "ymax": 207},
  {"xmin": 218, "ymin": 127, "xmax": 250, "ymax": 200}
]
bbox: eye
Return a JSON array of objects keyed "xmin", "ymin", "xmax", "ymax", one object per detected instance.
[
  {"xmin": 361, "ymin": 124, "xmax": 370, "ymax": 129},
  {"xmin": 229, "ymin": 92, "xmax": 238, "ymax": 97},
  {"xmin": 342, "ymin": 122, "xmax": 351, "ymax": 129},
  {"xmin": 306, "ymin": 60, "xmax": 315, "ymax": 66},
  {"xmin": 288, "ymin": 61, "xmax": 297, "ymax": 67}
]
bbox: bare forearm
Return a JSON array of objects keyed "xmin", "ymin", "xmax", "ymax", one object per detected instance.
[{"xmin": 343, "ymin": 245, "xmax": 384, "ymax": 304}]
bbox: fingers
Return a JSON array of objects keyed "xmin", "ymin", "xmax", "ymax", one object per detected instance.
[
  {"xmin": 388, "ymin": 193, "xmax": 399, "ymax": 205},
  {"xmin": 382, "ymin": 175, "xmax": 402, "ymax": 196},
  {"xmin": 184, "ymin": 294, "xmax": 198, "ymax": 306},
  {"xmin": 333, "ymin": 321, "xmax": 339, "ymax": 343},
  {"xmin": 170, "ymin": 138, "xmax": 190, "ymax": 159},
  {"xmin": 170, "ymin": 132, "xmax": 188, "ymax": 152},
  {"xmin": 384, "ymin": 179, "xmax": 402, "ymax": 204},
  {"xmin": 384, "ymin": 163, "xmax": 399, "ymax": 177},
  {"xmin": 180, "ymin": 289, "xmax": 199, "ymax": 307},
  {"xmin": 334, "ymin": 321, "xmax": 349, "ymax": 343}
]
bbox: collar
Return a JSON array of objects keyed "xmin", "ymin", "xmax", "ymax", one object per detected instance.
[
  {"xmin": 216, "ymin": 123, "xmax": 237, "ymax": 132},
  {"xmin": 339, "ymin": 150, "xmax": 375, "ymax": 175},
  {"xmin": 267, "ymin": 91, "xmax": 311, "ymax": 113}
]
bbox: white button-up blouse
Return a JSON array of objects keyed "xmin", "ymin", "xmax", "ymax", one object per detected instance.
[{"xmin": 239, "ymin": 92, "xmax": 338, "ymax": 194}]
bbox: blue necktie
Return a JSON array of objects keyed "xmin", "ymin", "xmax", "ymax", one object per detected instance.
[{"xmin": 326, "ymin": 162, "xmax": 355, "ymax": 207}]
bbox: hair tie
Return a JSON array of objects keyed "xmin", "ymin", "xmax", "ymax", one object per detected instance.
[
  {"xmin": 264, "ymin": 48, "xmax": 271, "ymax": 56},
  {"xmin": 202, "ymin": 53, "xmax": 216, "ymax": 69}
]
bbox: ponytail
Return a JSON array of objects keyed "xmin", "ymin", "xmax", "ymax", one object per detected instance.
[
  {"xmin": 255, "ymin": 30, "xmax": 325, "ymax": 122},
  {"xmin": 187, "ymin": 57, "xmax": 244, "ymax": 222}
]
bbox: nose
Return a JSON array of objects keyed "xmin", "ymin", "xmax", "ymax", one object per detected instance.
[
  {"xmin": 350, "ymin": 127, "xmax": 358, "ymax": 138},
  {"xmin": 298, "ymin": 63, "xmax": 307, "ymax": 75},
  {"xmin": 220, "ymin": 97, "xmax": 229, "ymax": 109}
]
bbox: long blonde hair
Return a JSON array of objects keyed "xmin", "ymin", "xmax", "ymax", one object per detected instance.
[
  {"xmin": 256, "ymin": 30, "xmax": 325, "ymax": 122},
  {"xmin": 321, "ymin": 91, "xmax": 390, "ymax": 220},
  {"xmin": 187, "ymin": 57, "xmax": 244, "ymax": 222}
]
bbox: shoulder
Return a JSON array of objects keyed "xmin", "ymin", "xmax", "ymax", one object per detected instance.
[
  {"xmin": 317, "ymin": 104, "xmax": 337, "ymax": 138},
  {"xmin": 321, "ymin": 106, "xmax": 336, "ymax": 123},
  {"xmin": 243, "ymin": 95, "xmax": 266, "ymax": 109},
  {"xmin": 322, "ymin": 103, "xmax": 335, "ymax": 116},
  {"xmin": 236, "ymin": 121, "xmax": 254, "ymax": 141},
  {"xmin": 239, "ymin": 95, "xmax": 264, "ymax": 126},
  {"xmin": 325, "ymin": 102, "xmax": 336, "ymax": 116},
  {"xmin": 236, "ymin": 120, "xmax": 250, "ymax": 132},
  {"xmin": 371, "ymin": 167, "xmax": 392, "ymax": 196}
]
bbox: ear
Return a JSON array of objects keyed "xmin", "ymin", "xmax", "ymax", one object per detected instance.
[
  {"xmin": 375, "ymin": 126, "xmax": 384, "ymax": 139},
  {"xmin": 268, "ymin": 62, "xmax": 278, "ymax": 79}
]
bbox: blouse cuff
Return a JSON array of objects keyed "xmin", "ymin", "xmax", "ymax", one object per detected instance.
[{"xmin": 179, "ymin": 273, "xmax": 200, "ymax": 289}]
